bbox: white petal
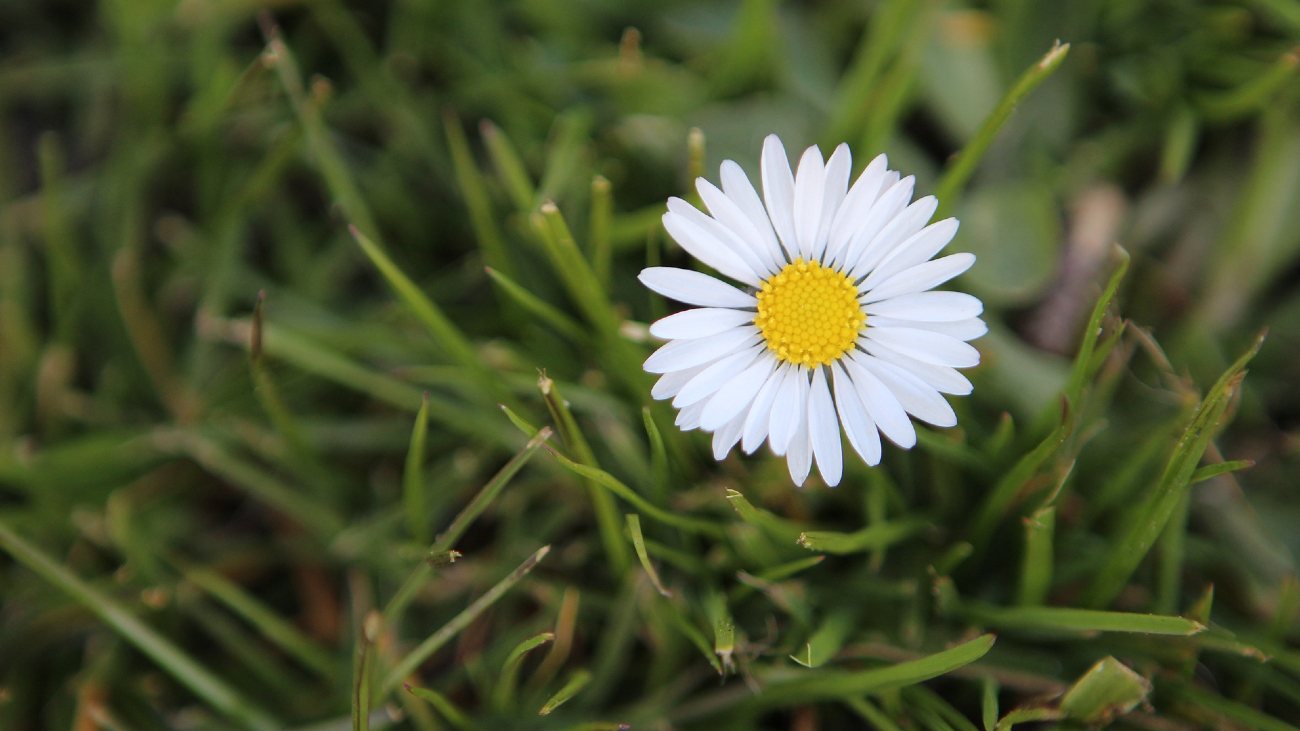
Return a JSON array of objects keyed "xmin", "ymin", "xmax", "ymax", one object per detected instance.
[
  {"xmin": 825, "ymin": 154, "xmax": 888, "ymax": 262},
  {"xmin": 860, "ymin": 214, "xmax": 955, "ymax": 289},
  {"xmin": 742, "ymin": 362, "xmax": 787, "ymax": 454},
  {"xmin": 812, "ymin": 144, "xmax": 851, "ymax": 261},
  {"xmin": 662, "ymin": 208, "xmax": 761, "ymax": 287},
  {"xmin": 786, "ymin": 409, "xmax": 813, "ymax": 487},
  {"xmin": 864, "ymin": 327, "xmax": 980, "ymax": 368},
  {"xmin": 808, "ymin": 368, "xmax": 843, "ymax": 487},
  {"xmin": 832, "ymin": 361, "xmax": 882, "ymax": 465},
  {"xmin": 720, "ymin": 160, "xmax": 786, "ymax": 267},
  {"xmin": 768, "ymin": 365, "xmax": 807, "ymax": 456},
  {"xmin": 869, "ymin": 316, "xmax": 988, "ymax": 342},
  {"xmin": 701, "ymin": 353, "xmax": 778, "ymax": 431},
  {"xmin": 863, "ymin": 292, "xmax": 983, "ymax": 322},
  {"xmin": 834, "ymin": 175, "xmax": 913, "ymax": 270},
  {"xmin": 675, "ymin": 399, "xmax": 706, "ymax": 431},
  {"xmin": 845, "ymin": 355, "xmax": 916, "ymax": 448},
  {"xmin": 761, "ymin": 135, "xmax": 799, "ymax": 260},
  {"xmin": 712, "ymin": 409, "xmax": 747, "ymax": 461},
  {"xmin": 650, "ymin": 307, "xmax": 756, "ymax": 340},
  {"xmin": 850, "ymin": 194, "xmax": 937, "ymax": 281},
  {"xmin": 651, "ymin": 362, "xmax": 710, "ymax": 400},
  {"xmin": 856, "ymin": 354, "xmax": 957, "ymax": 428},
  {"xmin": 697, "ymin": 180, "xmax": 782, "ymax": 274},
  {"xmin": 667, "ymin": 198, "xmax": 774, "ymax": 280},
  {"xmin": 640, "ymin": 267, "xmax": 757, "ymax": 308},
  {"xmin": 673, "ymin": 345, "xmax": 763, "ymax": 408},
  {"xmin": 644, "ymin": 327, "xmax": 760, "ymax": 374},
  {"xmin": 792, "ymin": 146, "xmax": 826, "ymax": 260},
  {"xmin": 859, "ymin": 253, "xmax": 976, "ymax": 304},
  {"xmin": 860, "ymin": 340, "xmax": 973, "ymax": 396}
]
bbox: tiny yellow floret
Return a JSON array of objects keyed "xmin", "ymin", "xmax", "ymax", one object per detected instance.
[{"xmin": 754, "ymin": 259, "xmax": 865, "ymax": 367}]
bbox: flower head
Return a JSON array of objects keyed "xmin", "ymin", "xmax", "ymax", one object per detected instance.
[{"xmin": 640, "ymin": 135, "xmax": 984, "ymax": 487}]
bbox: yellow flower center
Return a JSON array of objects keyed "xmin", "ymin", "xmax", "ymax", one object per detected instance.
[{"xmin": 754, "ymin": 258, "xmax": 865, "ymax": 367}]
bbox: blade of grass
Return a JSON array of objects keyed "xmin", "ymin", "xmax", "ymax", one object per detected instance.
[
  {"xmin": 0, "ymin": 519, "xmax": 281, "ymax": 731},
  {"xmin": 1016, "ymin": 507, "xmax": 1055, "ymax": 607},
  {"xmin": 726, "ymin": 488, "xmax": 805, "ymax": 545},
  {"xmin": 405, "ymin": 686, "xmax": 476, "ymax": 731},
  {"xmin": 846, "ymin": 696, "xmax": 907, "ymax": 731},
  {"xmin": 353, "ymin": 612, "xmax": 381, "ymax": 731},
  {"xmin": 1084, "ymin": 332, "xmax": 1265, "ymax": 608},
  {"xmin": 934, "ymin": 41, "xmax": 1070, "ymax": 217},
  {"xmin": 642, "ymin": 407, "xmax": 669, "ymax": 502},
  {"xmin": 383, "ymin": 429, "xmax": 551, "ymax": 627},
  {"xmin": 493, "ymin": 632, "xmax": 555, "ymax": 711},
  {"xmin": 541, "ymin": 373, "xmax": 629, "ymax": 574},
  {"xmin": 963, "ymin": 605, "xmax": 1205, "ymax": 636},
  {"xmin": 545, "ymin": 447, "xmax": 726, "ymax": 537},
  {"xmin": 797, "ymin": 518, "xmax": 928, "ymax": 555},
  {"xmin": 1190, "ymin": 459, "xmax": 1254, "ymax": 484},
  {"xmin": 346, "ymin": 225, "xmax": 509, "ymax": 407},
  {"xmin": 484, "ymin": 267, "xmax": 586, "ymax": 343},
  {"xmin": 1064, "ymin": 249, "xmax": 1129, "ymax": 409},
  {"xmin": 382, "ymin": 545, "xmax": 551, "ymax": 693},
  {"xmin": 403, "ymin": 393, "xmax": 431, "ymax": 544},
  {"xmin": 590, "ymin": 175, "xmax": 613, "ymax": 290},
  {"xmin": 443, "ymin": 108, "xmax": 514, "ymax": 278},
  {"xmin": 1167, "ymin": 682, "xmax": 1300, "ymax": 731},
  {"xmin": 754, "ymin": 635, "xmax": 996, "ymax": 706},
  {"xmin": 790, "ymin": 610, "xmax": 854, "ymax": 668},
  {"xmin": 480, "ymin": 119, "xmax": 536, "ymax": 212},
  {"xmin": 626, "ymin": 514, "xmax": 671, "ymax": 597},
  {"xmin": 539, "ymin": 670, "xmax": 593, "ymax": 715}
]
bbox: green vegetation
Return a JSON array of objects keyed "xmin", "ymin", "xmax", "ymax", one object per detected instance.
[{"xmin": 2, "ymin": 0, "xmax": 1299, "ymax": 729}]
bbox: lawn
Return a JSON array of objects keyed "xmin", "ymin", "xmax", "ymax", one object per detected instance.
[{"xmin": 2, "ymin": 1, "xmax": 1300, "ymax": 729}]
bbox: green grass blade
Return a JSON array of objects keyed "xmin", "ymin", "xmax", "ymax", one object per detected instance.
[
  {"xmin": 494, "ymin": 632, "xmax": 555, "ymax": 710},
  {"xmin": 1016, "ymin": 507, "xmax": 1055, "ymax": 607},
  {"xmin": 0, "ymin": 519, "xmax": 281, "ymax": 731},
  {"xmin": 626, "ymin": 514, "xmax": 671, "ymax": 597},
  {"xmin": 545, "ymin": 447, "xmax": 726, "ymax": 537},
  {"xmin": 484, "ymin": 267, "xmax": 586, "ymax": 343},
  {"xmin": 480, "ymin": 119, "xmax": 536, "ymax": 212},
  {"xmin": 434, "ymin": 427, "xmax": 552, "ymax": 553},
  {"xmin": 1084, "ymin": 332, "xmax": 1265, "ymax": 608},
  {"xmin": 403, "ymin": 393, "xmax": 431, "ymax": 544},
  {"xmin": 963, "ymin": 605, "xmax": 1204, "ymax": 636},
  {"xmin": 352, "ymin": 612, "xmax": 380, "ymax": 731},
  {"xmin": 443, "ymin": 108, "xmax": 513, "ymax": 278},
  {"xmin": 347, "ymin": 225, "xmax": 508, "ymax": 407},
  {"xmin": 383, "ymin": 545, "xmax": 551, "ymax": 693},
  {"xmin": 726, "ymin": 488, "xmax": 805, "ymax": 545},
  {"xmin": 790, "ymin": 610, "xmax": 854, "ymax": 668},
  {"xmin": 539, "ymin": 670, "xmax": 593, "ymax": 715},
  {"xmin": 1064, "ymin": 249, "xmax": 1129, "ymax": 408},
  {"xmin": 406, "ymin": 685, "xmax": 476, "ymax": 731},
  {"xmin": 797, "ymin": 518, "xmax": 928, "ymax": 555},
  {"xmin": 758, "ymin": 635, "xmax": 995, "ymax": 705},
  {"xmin": 1058, "ymin": 656, "xmax": 1150, "ymax": 725},
  {"xmin": 934, "ymin": 41, "xmax": 1070, "ymax": 216},
  {"xmin": 1189, "ymin": 459, "xmax": 1254, "ymax": 484},
  {"xmin": 541, "ymin": 374, "xmax": 630, "ymax": 574}
]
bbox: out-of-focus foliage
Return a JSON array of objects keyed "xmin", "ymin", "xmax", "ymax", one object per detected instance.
[{"xmin": 1, "ymin": 0, "xmax": 1299, "ymax": 729}]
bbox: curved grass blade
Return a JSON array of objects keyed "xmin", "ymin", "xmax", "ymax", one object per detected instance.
[
  {"xmin": 493, "ymin": 632, "xmax": 555, "ymax": 710},
  {"xmin": 539, "ymin": 670, "xmax": 593, "ymax": 715},
  {"xmin": 963, "ymin": 605, "xmax": 1204, "ymax": 636},
  {"xmin": 0, "ymin": 520, "xmax": 281, "ymax": 731}
]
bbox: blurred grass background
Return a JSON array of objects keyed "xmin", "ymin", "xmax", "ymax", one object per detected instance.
[{"xmin": 2, "ymin": 0, "xmax": 1300, "ymax": 729}]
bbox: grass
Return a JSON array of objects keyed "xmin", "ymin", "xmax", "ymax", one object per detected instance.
[{"xmin": 2, "ymin": 0, "xmax": 1300, "ymax": 729}]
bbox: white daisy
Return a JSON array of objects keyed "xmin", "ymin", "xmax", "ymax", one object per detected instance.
[{"xmin": 640, "ymin": 135, "xmax": 984, "ymax": 487}]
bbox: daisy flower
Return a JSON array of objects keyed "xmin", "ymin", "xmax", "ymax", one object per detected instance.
[{"xmin": 640, "ymin": 135, "xmax": 984, "ymax": 487}]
